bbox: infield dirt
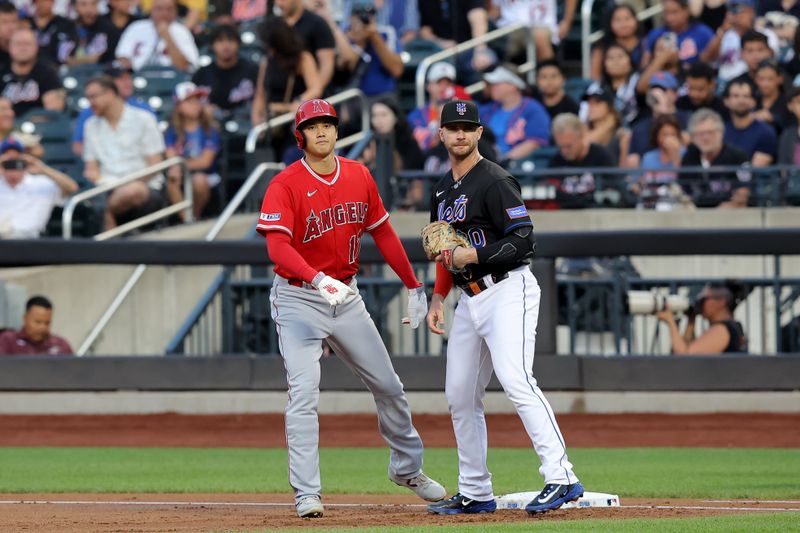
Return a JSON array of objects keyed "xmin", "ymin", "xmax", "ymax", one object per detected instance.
[{"xmin": 0, "ymin": 413, "xmax": 798, "ymax": 531}]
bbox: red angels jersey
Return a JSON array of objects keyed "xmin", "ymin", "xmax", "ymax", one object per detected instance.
[{"xmin": 256, "ymin": 156, "xmax": 390, "ymax": 281}]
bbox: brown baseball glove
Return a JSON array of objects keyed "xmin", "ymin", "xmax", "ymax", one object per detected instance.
[{"xmin": 421, "ymin": 221, "xmax": 471, "ymax": 273}]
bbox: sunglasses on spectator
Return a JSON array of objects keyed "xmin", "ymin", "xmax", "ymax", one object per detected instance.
[{"xmin": 1, "ymin": 159, "xmax": 26, "ymax": 170}]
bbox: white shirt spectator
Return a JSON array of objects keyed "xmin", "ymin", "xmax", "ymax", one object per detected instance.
[
  {"xmin": 0, "ymin": 172, "xmax": 62, "ymax": 238},
  {"xmin": 83, "ymin": 104, "xmax": 166, "ymax": 188},
  {"xmin": 115, "ymin": 19, "xmax": 199, "ymax": 71},
  {"xmin": 718, "ymin": 28, "xmax": 780, "ymax": 81},
  {"xmin": 494, "ymin": 0, "xmax": 559, "ymax": 43}
]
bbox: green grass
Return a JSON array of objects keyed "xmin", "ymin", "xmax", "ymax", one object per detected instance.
[
  {"xmin": 0, "ymin": 447, "xmax": 798, "ymax": 499},
  {"xmin": 274, "ymin": 514, "xmax": 798, "ymax": 533}
]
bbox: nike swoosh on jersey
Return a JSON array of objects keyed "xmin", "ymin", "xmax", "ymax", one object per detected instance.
[
  {"xmin": 435, "ymin": 190, "xmax": 446, "ymax": 197},
  {"xmin": 307, "ymin": 190, "xmax": 318, "ymax": 197}
]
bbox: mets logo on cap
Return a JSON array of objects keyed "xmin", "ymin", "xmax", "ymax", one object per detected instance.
[{"xmin": 456, "ymin": 102, "xmax": 467, "ymax": 115}]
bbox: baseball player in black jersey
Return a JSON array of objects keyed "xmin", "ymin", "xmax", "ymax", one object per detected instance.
[{"xmin": 426, "ymin": 100, "xmax": 583, "ymax": 516}]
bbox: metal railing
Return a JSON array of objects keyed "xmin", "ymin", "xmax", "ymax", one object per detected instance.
[
  {"xmin": 416, "ymin": 24, "xmax": 535, "ymax": 109},
  {"xmin": 62, "ymin": 157, "xmax": 192, "ymax": 240},
  {"xmin": 581, "ymin": 0, "xmax": 665, "ymax": 79},
  {"xmin": 245, "ymin": 88, "xmax": 370, "ymax": 154},
  {"xmin": 394, "ymin": 164, "xmax": 800, "ymax": 210},
  {"xmin": 77, "ymin": 162, "xmax": 283, "ymax": 356}
]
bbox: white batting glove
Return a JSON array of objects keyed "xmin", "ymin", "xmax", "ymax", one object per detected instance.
[
  {"xmin": 402, "ymin": 286, "xmax": 428, "ymax": 329},
  {"xmin": 312, "ymin": 272, "xmax": 355, "ymax": 306}
]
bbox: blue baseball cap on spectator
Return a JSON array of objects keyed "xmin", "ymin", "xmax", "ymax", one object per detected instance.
[
  {"xmin": 650, "ymin": 71, "xmax": 679, "ymax": 91},
  {"xmin": 0, "ymin": 137, "xmax": 24, "ymax": 154}
]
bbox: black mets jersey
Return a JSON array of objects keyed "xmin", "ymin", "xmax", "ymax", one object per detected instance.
[{"xmin": 429, "ymin": 157, "xmax": 534, "ymax": 286}]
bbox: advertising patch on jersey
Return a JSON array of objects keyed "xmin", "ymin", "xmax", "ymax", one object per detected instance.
[
  {"xmin": 505, "ymin": 205, "xmax": 528, "ymax": 219},
  {"xmin": 260, "ymin": 212, "xmax": 281, "ymax": 221}
]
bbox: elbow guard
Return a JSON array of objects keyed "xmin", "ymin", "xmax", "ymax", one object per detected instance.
[{"xmin": 480, "ymin": 225, "xmax": 536, "ymax": 265}]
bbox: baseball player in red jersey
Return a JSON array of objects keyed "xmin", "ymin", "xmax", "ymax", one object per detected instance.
[{"xmin": 257, "ymin": 99, "xmax": 446, "ymax": 519}]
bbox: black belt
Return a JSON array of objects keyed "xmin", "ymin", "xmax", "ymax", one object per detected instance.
[{"xmin": 459, "ymin": 271, "xmax": 510, "ymax": 297}]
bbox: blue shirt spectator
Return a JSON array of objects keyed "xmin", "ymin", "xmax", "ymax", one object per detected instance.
[
  {"xmin": 341, "ymin": 0, "xmax": 419, "ymax": 43},
  {"xmin": 479, "ymin": 66, "xmax": 550, "ymax": 161},
  {"xmin": 645, "ymin": 24, "xmax": 714, "ymax": 65},
  {"xmin": 358, "ymin": 27, "xmax": 403, "ymax": 96},
  {"xmin": 724, "ymin": 119, "xmax": 777, "ymax": 160},
  {"xmin": 164, "ymin": 126, "xmax": 221, "ymax": 176}
]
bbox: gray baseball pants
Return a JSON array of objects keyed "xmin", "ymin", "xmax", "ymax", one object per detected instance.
[{"xmin": 269, "ymin": 275, "xmax": 425, "ymax": 503}]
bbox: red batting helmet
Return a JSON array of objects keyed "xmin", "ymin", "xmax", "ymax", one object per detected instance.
[{"xmin": 294, "ymin": 99, "xmax": 339, "ymax": 149}]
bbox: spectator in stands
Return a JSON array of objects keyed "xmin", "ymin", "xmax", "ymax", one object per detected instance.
[
  {"xmin": 479, "ymin": 65, "xmax": 550, "ymax": 163},
  {"xmin": 334, "ymin": 4, "xmax": 404, "ymax": 98},
  {"xmin": 115, "ymin": 0, "xmax": 199, "ymax": 72},
  {"xmin": 103, "ymin": 0, "xmax": 140, "ymax": 35},
  {"xmin": 69, "ymin": 0, "xmax": 119, "ymax": 66},
  {"xmin": 232, "ymin": 0, "xmax": 267, "ymax": 22},
  {"xmin": 627, "ymin": 72, "xmax": 691, "ymax": 167},
  {"xmin": 581, "ymin": 82, "xmax": 624, "ymax": 163},
  {"xmin": 601, "ymin": 42, "xmax": 641, "ymax": 126},
  {"xmin": 752, "ymin": 58, "xmax": 788, "ymax": 134},
  {"xmin": 82, "ymin": 76, "xmax": 168, "ymax": 230},
  {"xmin": 637, "ymin": 31, "xmax": 682, "ymax": 94},
  {"xmin": 778, "ymin": 86, "xmax": 800, "ymax": 164},
  {"xmin": 0, "ymin": 137, "xmax": 77, "ymax": 239},
  {"xmin": 0, "ymin": 3, "xmax": 20, "ymax": 70},
  {"xmin": 407, "ymin": 62, "xmax": 469, "ymax": 151},
  {"xmin": 72, "ymin": 61, "xmax": 154, "ymax": 156},
  {"xmin": 250, "ymin": 15, "xmax": 324, "ymax": 161},
  {"xmin": 165, "ymin": 82, "xmax": 220, "ymax": 219},
  {"xmin": 31, "ymin": 0, "xmax": 78, "ymax": 66},
  {"xmin": 723, "ymin": 77, "xmax": 777, "ymax": 165},
  {"xmin": 418, "ymin": 0, "xmax": 494, "ymax": 73},
  {"xmin": 340, "ymin": 0, "xmax": 420, "ymax": 44},
  {"xmin": 137, "ymin": 0, "xmax": 206, "ymax": 35},
  {"xmin": 0, "ymin": 296, "xmax": 73, "ymax": 355},
  {"xmin": 676, "ymin": 61, "xmax": 728, "ymax": 117},
  {"xmin": 359, "ymin": 97, "xmax": 425, "ymax": 210},
  {"xmin": 191, "ymin": 24, "xmax": 258, "ymax": 116},
  {"xmin": 591, "ymin": 3, "xmax": 644, "ymax": 81},
  {"xmin": 657, "ymin": 280, "xmax": 748, "ymax": 354},
  {"xmin": 491, "ymin": 0, "xmax": 577, "ymax": 62},
  {"xmin": 731, "ymin": 30, "xmax": 776, "ymax": 85},
  {"xmin": 690, "ymin": 0, "xmax": 728, "ymax": 31},
  {"xmin": 274, "ymin": 0, "xmax": 335, "ymax": 91},
  {"xmin": 535, "ymin": 59, "xmax": 580, "ymax": 120},
  {"xmin": 0, "ymin": 28, "xmax": 64, "ymax": 116},
  {"xmin": 636, "ymin": 114, "xmax": 687, "ymax": 209},
  {"xmin": 681, "ymin": 108, "xmax": 750, "ymax": 206},
  {"xmin": 700, "ymin": 0, "xmax": 780, "ymax": 82},
  {"xmin": 643, "ymin": 0, "xmax": 714, "ymax": 70},
  {"xmin": 549, "ymin": 113, "xmax": 615, "ymax": 208}
]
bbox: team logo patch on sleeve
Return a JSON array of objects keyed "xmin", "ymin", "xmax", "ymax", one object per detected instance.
[
  {"xmin": 260, "ymin": 213, "xmax": 281, "ymax": 221},
  {"xmin": 505, "ymin": 205, "xmax": 528, "ymax": 219}
]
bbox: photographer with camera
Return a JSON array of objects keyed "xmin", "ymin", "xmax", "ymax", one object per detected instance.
[
  {"xmin": 0, "ymin": 137, "xmax": 78, "ymax": 239},
  {"xmin": 336, "ymin": 2, "xmax": 404, "ymax": 98},
  {"xmin": 656, "ymin": 280, "xmax": 748, "ymax": 354}
]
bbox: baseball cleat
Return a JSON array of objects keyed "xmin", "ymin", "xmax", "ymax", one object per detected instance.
[
  {"xmin": 390, "ymin": 471, "xmax": 447, "ymax": 502},
  {"xmin": 525, "ymin": 482, "xmax": 584, "ymax": 514},
  {"xmin": 427, "ymin": 493, "xmax": 497, "ymax": 515},
  {"xmin": 296, "ymin": 495, "xmax": 324, "ymax": 518}
]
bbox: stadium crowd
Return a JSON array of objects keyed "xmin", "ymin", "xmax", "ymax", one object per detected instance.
[{"xmin": 0, "ymin": 0, "xmax": 800, "ymax": 238}]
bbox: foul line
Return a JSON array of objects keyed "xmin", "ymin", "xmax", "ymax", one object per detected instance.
[
  {"xmin": 621, "ymin": 504, "xmax": 799, "ymax": 513},
  {"xmin": 0, "ymin": 500, "xmax": 798, "ymax": 513}
]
